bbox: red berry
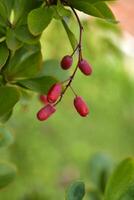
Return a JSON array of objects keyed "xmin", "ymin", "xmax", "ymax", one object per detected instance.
[
  {"xmin": 61, "ymin": 55, "xmax": 73, "ymax": 70},
  {"xmin": 39, "ymin": 95, "xmax": 48, "ymax": 104},
  {"xmin": 78, "ymin": 59, "xmax": 92, "ymax": 75},
  {"xmin": 74, "ymin": 96, "xmax": 89, "ymax": 117},
  {"xmin": 37, "ymin": 104, "xmax": 56, "ymax": 121},
  {"xmin": 47, "ymin": 83, "xmax": 62, "ymax": 103}
]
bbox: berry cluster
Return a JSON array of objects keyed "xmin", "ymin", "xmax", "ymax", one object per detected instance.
[{"xmin": 37, "ymin": 7, "xmax": 93, "ymax": 121}]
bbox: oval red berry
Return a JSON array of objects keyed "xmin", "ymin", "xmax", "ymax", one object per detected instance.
[
  {"xmin": 61, "ymin": 55, "xmax": 73, "ymax": 70},
  {"xmin": 37, "ymin": 104, "xmax": 56, "ymax": 121},
  {"xmin": 47, "ymin": 83, "xmax": 62, "ymax": 103},
  {"xmin": 78, "ymin": 59, "xmax": 92, "ymax": 76},
  {"xmin": 39, "ymin": 95, "xmax": 48, "ymax": 104},
  {"xmin": 74, "ymin": 96, "xmax": 89, "ymax": 117}
]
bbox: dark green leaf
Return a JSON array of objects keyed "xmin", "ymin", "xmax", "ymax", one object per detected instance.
[
  {"xmin": 0, "ymin": 42, "xmax": 9, "ymax": 70},
  {"xmin": 0, "ymin": 161, "xmax": 17, "ymax": 189},
  {"xmin": 28, "ymin": 7, "xmax": 54, "ymax": 36},
  {"xmin": 6, "ymin": 28, "xmax": 22, "ymax": 51},
  {"xmin": 66, "ymin": 181, "xmax": 85, "ymax": 200},
  {"xmin": 0, "ymin": 110, "xmax": 13, "ymax": 124},
  {"xmin": 18, "ymin": 76, "xmax": 57, "ymax": 93},
  {"xmin": 5, "ymin": 44, "xmax": 42, "ymax": 81},
  {"xmin": 15, "ymin": 25, "xmax": 40, "ymax": 44},
  {"xmin": 0, "ymin": 86, "xmax": 20, "ymax": 118},
  {"xmin": 104, "ymin": 158, "xmax": 134, "ymax": 200},
  {"xmin": 68, "ymin": 0, "xmax": 116, "ymax": 22}
]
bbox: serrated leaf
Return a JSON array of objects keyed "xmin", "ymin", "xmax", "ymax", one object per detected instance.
[
  {"xmin": 0, "ymin": 86, "xmax": 20, "ymax": 118},
  {"xmin": 5, "ymin": 44, "xmax": 42, "ymax": 81},
  {"xmin": 15, "ymin": 25, "xmax": 40, "ymax": 44},
  {"xmin": 6, "ymin": 28, "xmax": 22, "ymax": 51},
  {"xmin": 68, "ymin": 0, "xmax": 116, "ymax": 22},
  {"xmin": 62, "ymin": 20, "xmax": 78, "ymax": 50},
  {"xmin": 104, "ymin": 158, "xmax": 134, "ymax": 200},
  {"xmin": 0, "ymin": 161, "xmax": 17, "ymax": 189},
  {"xmin": 37, "ymin": 59, "xmax": 69, "ymax": 82},
  {"xmin": 0, "ymin": 127, "xmax": 14, "ymax": 148},
  {"xmin": 18, "ymin": 76, "xmax": 57, "ymax": 93},
  {"xmin": 66, "ymin": 181, "xmax": 85, "ymax": 200},
  {"xmin": 0, "ymin": 42, "xmax": 9, "ymax": 70},
  {"xmin": 28, "ymin": 7, "xmax": 54, "ymax": 36}
]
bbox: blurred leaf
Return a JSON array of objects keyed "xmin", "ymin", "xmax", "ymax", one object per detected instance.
[
  {"xmin": 104, "ymin": 158, "xmax": 134, "ymax": 200},
  {"xmin": 62, "ymin": 20, "xmax": 78, "ymax": 50},
  {"xmin": 88, "ymin": 154, "xmax": 113, "ymax": 193},
  {"xmin": 6, "ymin": 28, "xmax": 22, "ymax": 51},
  {"xmin": 0, "ymin": 42, "xmax": 9, "ymax": 70},
  {"xmin": 37, "ymin": 59, "xmax": 69, "ymax": 81},
  {"xmin": 5, "ymin": 44, "xmax": 42, "ymax": 81},
  {"xmin": 0, "ymin": 86, "xmax": 20, "ymax": 118},
  {"xmin": 15, "ymin": 25, "xmax": 40, "ymax": 44},
  {"xmin": 18, "ymin": 76, "xmax": 57, "ymax": 93},
  {"xmin": 0, "ymin": 110, "xmax": 13, "ymax": 124},
  {"xmin": 87, "ymin": 188, "xmax": 102, "ymax": 200},
  {"xmin": 66, "ymin": 181, "xmax": 85, "ymax": 200},
  {"xmin": 0, "ymin": 126, "xmax": 14, "ymax": 148},
  {"xmin": 0, "ymin": 161, "xmax": 17, "ymax": 189},
  {"xmin": 68, "ymin": 0, "xmax": 116, "ymax": 22},
  {"xmin": 0, "ymin": 1, "xmax": 7, "ymax": 21},
  {"xmin": 28, "ymin": 7, "xmax": 54, "ymax": 36},
  {"xmin": 0, "ymin": 0, "xmax": 14, "ymax": 19}
]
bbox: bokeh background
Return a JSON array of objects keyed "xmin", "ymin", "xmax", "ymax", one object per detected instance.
[{"xmin": 0, "ymin": 0, "xmax": 134, "ymax": 199}]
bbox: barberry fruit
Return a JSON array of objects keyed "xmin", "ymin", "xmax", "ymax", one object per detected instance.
[
  {"xmin": 78, "ymin": 59, "xmax": 92, "ymax": 75},
  {"xmin": 61, "ymin": 55, "xmax": 73, "ymax": 70},
  {"xmin": 47, "ymin": 83, "xmax": 62, "ymax": 103},
  {"xmin": 37, "ymin": 104, "xmax": 56, "ymax": 121},
  {"xmin": 74, "ymin": 96, "xmax": 89, "ymax": 117},
  {"xmin": 39, "ymin": 95, "xmax": 48, "ymax": 104}
]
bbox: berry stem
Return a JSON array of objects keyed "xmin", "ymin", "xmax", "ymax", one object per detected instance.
[{"xmin": 55, "ymin": 8, "xmax": 83, "ymax": 106}]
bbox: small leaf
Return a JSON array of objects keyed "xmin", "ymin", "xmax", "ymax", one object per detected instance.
[
  {"xmin": 104, "ymin": 158, "xmax": 134, "ymax": 200},
  {"xmin": 6, "ymin": 28, "xmax": 22, "ymax": 51},
  {"xmin": 66, "ymin": 181, "xmax": 85, "ymax": 200},
  {"xmin": 0, "ymin": 161, "xmax": 17, "ymax": 189},
  {"xmin": 0, "ymin": 42, "xmax": 9, "ymax": 70},
  {"xmin": 5, "ymin": 44, "xmax": 42, "ymax": 81},
  {"xmin": 28, "ymin": 7, "xmax": 54, "ymax": 36},
  {"xmin": 0, "ymin": 86, "xmax": 20, "ymax": 118},
  {"xmin": 0, "ymin": 126, "xmax": 14, "ymax": 148},
  {"xmin": 18, "ymin": 76, "xmax": 57, "ymax": 93},
  {"xmin": 15, "ymin": 25, "xmax": 40, "ymax": 44},
  {"xmin": 62, "ymin": 20, "xmax": 78, "ymax": 50}
]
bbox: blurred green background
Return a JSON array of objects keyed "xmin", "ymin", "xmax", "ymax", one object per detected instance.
[{"xmin": 0, "ymin": 17, "xmax": 134, "ymax": 199}]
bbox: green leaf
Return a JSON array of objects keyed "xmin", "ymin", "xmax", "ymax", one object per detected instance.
[
  {"xmin": 62, "ymin": 20, "xmax": 78, "ymax": 50},
  {"xmin": 66, "ymin": 181, "xmax": 85, "ymax": 200},
  {"xmin": 28, "ymin": 7, "xmax": 54, "ymax": 36},
  {"xmin": 37, "ymin": 59, "xmax": 69, "ymax": 82},
  {"xmin": 88, "ymin": 154, "xmax": 113, "ymax": 193},
  {"xmin": 53, "ymin": 0, "xmax": 71, "ymax": 20},
  {"xmin": 0, "ymin": 42, "xmax": 9, "ymax": 70},
  {"xmin": 0, "ymin": 126, "xmax": 14, "ymax": 148},
  {"xmin": 13, "ymin": 0, "xmax": 42, "ymax": 25},
  {"xmin": 0, "ymin": 161, "xmax": 17, "ymax": 189},
  {"xmin": 87, "ymin": 188, "xmax": 102, "ymax": 200},
  {"xmin": 18, "ymin": 76, "xmax": 57, "ymax": 93},
  {"xmin": 0, "ymin": 110, "xmax": 13, "ymax": 124},
  {"xmin": 0, "ymin": 86, "xmax": 20, "ymax": 118},
  {"xmin": 15, "ymin": 25, "xmax": 40, "ymax": 44},
  {"xmin": 104, "ymin": 158, "xmax": 134, "ymax": 200},
  {"xmin": 68, "ymin": 0, "xmax": 116, "ymax": 22},
  {"xmin": 0, "ymin": 1, "xmax": 7, "ymax": 21},
  {"xmin": 5, "ymin": 44, "xmax": 42, "ymax": 81},
  {"xmin": 6, "ymin": 28, "xmax": 22, "ymax": 51},
  {"xmin": 0, "ymin": 0, "xmax": 14, "ymax": 19}
]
